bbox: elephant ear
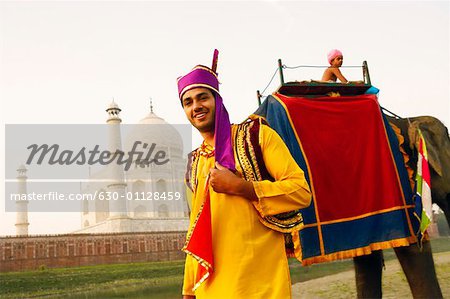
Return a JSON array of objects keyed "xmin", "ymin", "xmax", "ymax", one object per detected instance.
[{"xmin": 408, "ymin": 117, "xmax": 443, "ymax": 177}]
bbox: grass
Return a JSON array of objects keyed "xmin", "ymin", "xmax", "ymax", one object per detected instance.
[
  {"xmin": 0, "ymin": 260, "xmax": 184, "ymax": 299},
  {"xmin": 59, "ymin": 277, "xmax": 182, "ymax": 299},
  {"xmin": 289, "ymin": 258, "xmax": 354, "ymax": 284},
  {"xmin": 1, "ymin": 237, "xmax": 449, "ymax": 298}
]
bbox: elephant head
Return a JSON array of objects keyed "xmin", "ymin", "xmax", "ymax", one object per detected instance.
[
  {"xmin": 387, "ymin": 115, "xmax": 450, "ymax": 228},
  {"xmin": 354, "ymin": 115, "xmax": 448, "ymax": 299}
]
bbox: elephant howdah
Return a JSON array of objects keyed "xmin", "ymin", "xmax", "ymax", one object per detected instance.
[{"xmin": 252, "ymin": 93, "xmax": 420, "ymax": 266}]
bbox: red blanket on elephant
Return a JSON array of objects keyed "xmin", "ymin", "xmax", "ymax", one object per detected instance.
[{"xmin": 253, "ymin": 93, "xmax": 419, "ymax": 265}]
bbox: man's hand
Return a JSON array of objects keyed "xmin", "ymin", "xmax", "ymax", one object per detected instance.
[
  {"xmin": 209, "ymin": 162, "xmax": 241, "ymax": 193},
  {"xmin": 182, "ymin": 295, "xmax": 195, "ymax": 299},
  {"xmin": 209, "ymin": 162, "xmax": 258, "ymax": 201}
]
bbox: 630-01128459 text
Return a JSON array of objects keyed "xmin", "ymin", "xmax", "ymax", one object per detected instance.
[{"xmin": 10, "ymin": 191, "xmax": 182, "ymax": 201}]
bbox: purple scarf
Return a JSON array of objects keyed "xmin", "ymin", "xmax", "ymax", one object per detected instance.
[
  {"xmin": 177, "ymin": 60, "xmax": 235, "ymax": 171},
  {"xmin": 177, "ymin": 51, "xmax": 235, "ymax": 291}
]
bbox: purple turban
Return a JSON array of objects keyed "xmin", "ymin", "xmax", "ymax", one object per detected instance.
[
  {"xmin": 327, "ymin": 49, "xmax": 343, "ymax": 65},
  {"xmin": 177, "ymin": 53, "xmax": 235, "ymax": 171},
  {"xmin": 177, "ymin": 65, "xmax": 220, "ymax": 100}
]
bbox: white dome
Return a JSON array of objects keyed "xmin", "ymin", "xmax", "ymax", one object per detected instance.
[
  {"xmin": 123, "ymin": 111, "xmax": 184, "ymax": 159},
  {"xmin": 107, "ymin": 100, "xmax": 120, "ymax": 111},
  {"xmin": 139, "ymin": 111, "xmax": 167, "ymax": 125}
]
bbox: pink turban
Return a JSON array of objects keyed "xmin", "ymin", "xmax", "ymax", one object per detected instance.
[{"xmin": 327, "ymin": 49, "xmax": 343, "ymax": 65}]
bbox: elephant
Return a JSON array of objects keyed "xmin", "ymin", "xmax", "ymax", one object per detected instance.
[
  {"xmin": 353, "ymin": 115, "xmax": 450, "ymax": 298},
  {"xmin": 253, "ymin": 93, "xmax": 449, "ymax": 297},
  {"xmin": 387, "ymin": 115, "xmax": 450, "ymax": 227}
]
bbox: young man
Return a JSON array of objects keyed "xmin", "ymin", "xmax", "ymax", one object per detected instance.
[
  {"xmin": 322, "ymin": 49, "xmax": 348, "ymax": 83},
  {"xmin": 178, "ymin": 54, "xmax": 311, "ymax": 299}
]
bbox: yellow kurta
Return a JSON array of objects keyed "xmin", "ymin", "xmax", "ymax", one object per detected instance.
[{"xmin": 183, "ymin": 124, "xmax": 311, "ymax": 299}]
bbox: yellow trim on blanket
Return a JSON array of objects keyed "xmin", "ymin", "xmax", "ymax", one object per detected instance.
[
  {"xmin": 301, "ymin": 205, "xmax": 415, "ymax": 229},
  {"xmin": 271, "ymin": 93, "xmax": 325, "ymax": 256},
  {"xmin": 300, "ymin": 236, "xmax": 417, "ymax": 266},
  {"xmin": 389, "ymin": 123, "xmax": 415, "ymax": 190},
  {"xmin": 378, "ymin": 107, "xmax": 416, "ymax": 238},
  {"xmin": 390, "ymin": 122, "xmax": 420, "ymax": 237}
]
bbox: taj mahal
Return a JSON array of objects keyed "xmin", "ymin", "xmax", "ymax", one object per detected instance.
[{"xmin": 13, "ymin": 100, "xmax": 190, "ymax": 236}]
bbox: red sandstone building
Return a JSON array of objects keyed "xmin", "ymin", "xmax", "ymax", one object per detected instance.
[{"xmin": 0, "ymin": 231, "xmax": 186, "ymax": 272}]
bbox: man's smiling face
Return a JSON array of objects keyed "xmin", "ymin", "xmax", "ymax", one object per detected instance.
[{"xmin": 182, "ymin": 87, "xmax": 216, "ymax": 134}]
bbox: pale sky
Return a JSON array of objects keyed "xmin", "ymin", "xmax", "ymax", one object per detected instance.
[{"xmin": 1, "ymin": 0, "xmax": 449, "ymax": 236}]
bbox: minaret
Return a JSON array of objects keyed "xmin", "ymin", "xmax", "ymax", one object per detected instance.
[
  {"xmin": 15, "ymin": 164, "xmax": 29, "ymax": 236},
  {"xmin": 106, "ymin": 100, "xmax": 128, "ymax": 220},
  {"xmin": 147, "ymin": 98, "xmax": 156, "ymax": 218}
]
